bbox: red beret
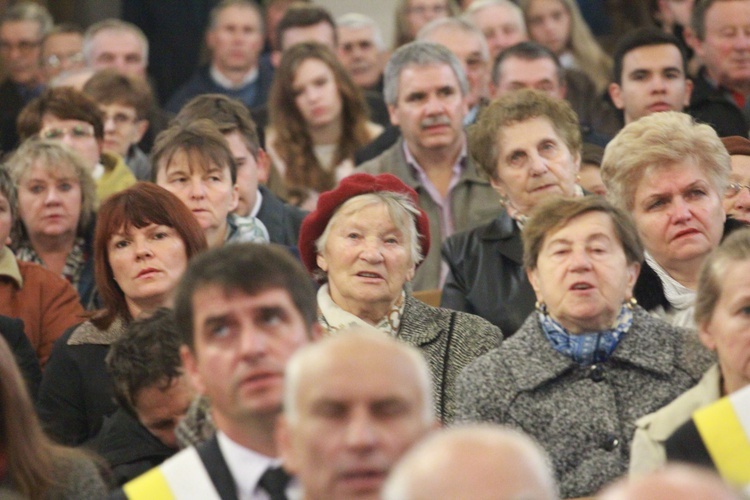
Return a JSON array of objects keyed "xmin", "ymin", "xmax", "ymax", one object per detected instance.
[
  {"xmin": 298, "ymin": 173, "xmax": 431, "ymax": 277},
  {"xmin": 722, "ymin": 136, "xmax": 750, "ymax": 157}
]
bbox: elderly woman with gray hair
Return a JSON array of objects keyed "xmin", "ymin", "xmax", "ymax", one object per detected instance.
[
  {"xmin": 601, "ymin": 111, "xmax": 741, "ymax": 329},
  {"xmin": 456, "ymin": 196, "xmax": 712, "ymax": 498},
  {"xmin": 297, "ymin": 172, "xmax": 502, "ymax": 423}
]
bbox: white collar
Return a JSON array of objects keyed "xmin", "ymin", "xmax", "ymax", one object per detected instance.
[
  {"xmin": 250, "ymin": 188, "xmax": 263, "ymax": 218},
  {"xmin": 216, "ymin": 431, "xmax": 283, "ymax": 500},
  {"xmin": 210, "ymin": 65, "xmax": 259, "ymax": 89}
]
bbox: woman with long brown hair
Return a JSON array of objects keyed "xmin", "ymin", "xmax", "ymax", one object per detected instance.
[
  {"xmin": 267, "ymin": 42, "xmax": 382, "ymax": 209},
  {"xmin": 0, "ymin": 335, "xmax": 107, "ymax": 498}
]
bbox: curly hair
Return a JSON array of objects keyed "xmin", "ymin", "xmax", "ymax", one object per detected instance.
[{"xmin": 269, "ymin": 42, "xmax": 372, "ymax": 193}]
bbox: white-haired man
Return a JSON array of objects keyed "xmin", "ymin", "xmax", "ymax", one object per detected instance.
[
  {"xmin": 277, "ymin": 329, "xmax": 439, "ymax": 500},
  {"xmin": 336, "ymin": 13, "xmax": 387, "ymax": 93}
]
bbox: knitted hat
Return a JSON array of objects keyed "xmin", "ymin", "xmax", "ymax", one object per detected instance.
[
  {"xmin": 298, "ymin": 173, "xmax": 431, "ymax": 277},
  {"xmin": 721, "ymin": 136, "xmax": 750, "ymax": 157}
]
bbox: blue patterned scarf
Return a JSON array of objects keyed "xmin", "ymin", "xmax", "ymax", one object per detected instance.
[{"xmin": 539, "ymin": 305, "xmax": 633, "ymax": 365}]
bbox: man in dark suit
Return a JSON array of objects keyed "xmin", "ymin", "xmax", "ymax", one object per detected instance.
[
  {"xmin": 0, "ymin": 3, "xmax": 53, "ymax": 154},
  {"xmin": 118, "ymin": 243, "xmax": 321, "ymax": 499},
  {"xmin": 175, "ymin": 94, "xmax": 308, "ymax": 247}
]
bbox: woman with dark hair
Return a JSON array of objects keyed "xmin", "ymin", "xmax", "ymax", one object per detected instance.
[
  {"xmin": 37, "ymin": 182, "xmax": 208, "ymax": 446},
  {"xmin": 0, "ymin": 335, "xmax": 107, "ymax": 498},
  {"xmin": 267, "ymin": 42, "xmax": 382, "ymax": 209}
]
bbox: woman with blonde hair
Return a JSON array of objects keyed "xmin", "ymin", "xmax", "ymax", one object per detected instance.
[
  {"xmin": 267, "ymin": 42, "xmax": 382, "ymax": 209},
  {"xmin": 0, "ymin": 335, "xmax": 107, "ymax": 498},
  {"xmin": 519, "ymin": 0, "xmax": 612, "ymax": 92}
]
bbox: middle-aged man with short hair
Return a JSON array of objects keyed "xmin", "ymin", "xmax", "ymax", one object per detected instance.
[
  {"xmin": 83, "ymin": 19, "xmax": 148, "ymax": 80},
  {"xmin": 40, "ymin": 24, "xmax": 85, "ymax": 84},
  {"xmin": 93, "ymin": 308, "xmax": 195, "ymax": 486},
  {"xmin": 166, "ymin": 0, "xmax": 273, "ymax": 114},
  {"xmin": 175, "ymin": 94, "xmax": 308, "ymax": 247},
  {"xmin": 0, "ymin": 2, "xmax": 52, "ymax": 153},
  {"xmin": 464, "ymin": 0, "xmax": 527, "ymax": 60},
  {"xmin": 358, "ymin": 41, "xmax": 503, "ymax": 291},
  {"xmin": 118, "ymin": 243, "xmax": 322, "ymax": 499},
  {"xmin": 336, "ymin": 13, "xmax": 386, "ymax": 93},
  {"xmin": 608, "ymin": 27, "xmax": 693, "ymax": 127},
  {"xmin": 491, "ymin": 41, "xmax": 621, "ymax": 142},
  {"xmin": 686, "ymin": 0, "xmax": 750, "ymax": 137},
  {"xmin": 382, "ymin": 425, "xmax": 559, "ymax": 500},
  {"xmin": 277, "ymin": 329, "xmax": 439, "ymax": 500},
  {"xmin": 418, "ymin": 17, "xmax": 491, "ymax": 125}
]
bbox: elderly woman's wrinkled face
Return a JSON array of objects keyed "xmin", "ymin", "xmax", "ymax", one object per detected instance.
[
  {"xmin": 528, "ymin": 211, "xmax": 639, "ymax": 334},
  {"xmin": 317, "ymin": 202, "xmax": 416, "ymax": 321},
  {"xmin": 632, "ymin": 160, "xmax": 725, "ymax": 275},
  {"xmin": 699, "ymin": 259, "xmax": 750, "ymax": 395},
  {"xmin": 724, "ymin": 154, "xmax": 750, "ymax": 224},
  {"xmin": 17, "ymin": 162, "xmax": 82, "ymax": 241},
  {"xmin": 493, "ymin": 116, "xmax": 579, "ymax": 215}
]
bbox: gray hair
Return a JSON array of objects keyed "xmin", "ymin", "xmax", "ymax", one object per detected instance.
[
  {"xmin": 83, "ymin": 19, "xmax": 149, "ymax": 65},
  {"xmin": 0, "ymin": 2, "xmax": 53, "ymax": 37},
  {"xmin": 336, "ymin": 12, "xmax": 385, "ymax": 52},
  {"xmin": 6, "ymin": 139, "xmax": 98, "ymax": 244},
  {"xmin": 382, "ymin": 424, "xmax": 559, "ymax": 500},
  {"xmin": 417, "ymin": 17, "xmax": 490, "ymax": 65},
  {"xmin": 283, "ymin": 328, "xmax": 435, "ymax": 425},
  {"xmin": 383, "ymin": 41, "xmax": 469, "ymax": 106},
  {"xmin": 465, "ymin": 0, "xmax": 525, "ymax": 30},
  {"xmin": 314, "ymin": 191, "xmax": 424, "ymax": 275}
]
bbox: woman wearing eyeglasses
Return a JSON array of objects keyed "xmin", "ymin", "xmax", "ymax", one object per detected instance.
[
  {"xmin": 721, "ymin": 136, "xmax": 750, "ymax": 225},
  {"xmin": 7, "ymin": 140, "xmax": 99, "ymax": 309},
  {"xmin": 17, "ymin": 86, "xmax": 136, "ymax": 202}
]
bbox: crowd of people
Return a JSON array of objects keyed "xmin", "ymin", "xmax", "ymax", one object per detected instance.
[{"xmin": 1, "ymin": 0, "xmax": 750, "ymax": 498}]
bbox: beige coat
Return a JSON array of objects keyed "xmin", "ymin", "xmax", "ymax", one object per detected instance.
[{"xmin": 629, "ymin": 364, "xmax": 721, "ymax": 475}]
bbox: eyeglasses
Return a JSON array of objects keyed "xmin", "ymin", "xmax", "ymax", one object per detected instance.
[
  {"xmin": 103, "ymin": 111, "xmax": 139, "ymax": 126},
  {"xmin": 0, "ymin": 39, "xmax": 40, "ymax": 54},
  {"xmin": 45, "ymin": 51, "xmax": 85, "ymax": 68},
  {"xmin": 40, "ymin": 124, "xmax": 95, "ymax": 140},
  {"xmin": 725, "ymin": 182, "xmax": 750, "ymax": 198}
]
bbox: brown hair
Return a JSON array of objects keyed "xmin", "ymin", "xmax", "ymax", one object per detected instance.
[
  {"xmin": 175, "ymin": 94, "xmax": 261, "ymax": 159},
  {"xmin": 17, "ymin": 86, "xmax": 104, "ymax": 141},
  {"xmin": 695, "ymin": 228, "xmax": 750, "ymax": 326},
  {"xmin": 82, "ymin": 69, "xmax": 153, "ymax": 119},
  {"xmin": 522, "ymin": 196, "xmax": 644, "ymax": 270},
  {"xmin": 269, "ymin": 42, "xmax": 371, "ymax": 193},
  {"xmin": 0, "ymin": 336, "xmax": 96, "ymax": 498},
  {"xmin": 151, "ymin": 119, "xmax": 237, "ymax": 184},
  {"xmin": 92, "ymin": 182, "xmax": 208, "ymax": 329},
  {"xmin": 469, "ymin": 88, "xmax": 582, "ymax": 180}
]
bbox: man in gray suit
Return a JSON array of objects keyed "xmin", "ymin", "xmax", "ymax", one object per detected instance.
[{"xmin": 358, "ymin": 41, "xmax": 502, "ymax": 291}]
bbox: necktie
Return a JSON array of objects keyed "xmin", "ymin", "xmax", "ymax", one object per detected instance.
[{"xmin": 258, "ymin": 466, "xmax": 291, "ymax": 500}]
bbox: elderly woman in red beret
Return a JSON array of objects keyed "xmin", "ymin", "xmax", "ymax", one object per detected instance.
[
  {"xmin": 298, "ymin": 172, "xmax": 502, "ymax": 423},
  {"xmin": 721, "ymin": 136, "xmax": 750, "ymax": 225}
]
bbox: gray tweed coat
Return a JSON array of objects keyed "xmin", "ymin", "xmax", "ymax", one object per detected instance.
[
  {"xmin": 397, "ymin": 295, "xmax": 503, "ymax": 424},
  {"xmin": 455, "ymin": 306, "xmax": 713, "ymax": 498}
]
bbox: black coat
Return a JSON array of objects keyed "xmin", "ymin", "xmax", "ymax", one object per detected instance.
[
  {"xmin": 0, "ymin": 315, "xmax": 42, "ymax": 398},
  {"xmin": 256, "ymin": 185, "xmax": 307, "ymax": 247},
  {"xmin": 688, "ymin": 67, "xmax": 749, "ymax": 138},
  {"xmin": 441, "ymin": 211, "xmax": 537, "ymax": 337},
  {"xmin": 91, "ymin": 407, "xmax": 176, "ymax": 487}
]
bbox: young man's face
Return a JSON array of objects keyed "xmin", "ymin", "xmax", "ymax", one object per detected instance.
[
  {"xmin": 609, "ymin": 43, "xmax": 692, "ymax": 124},
  {"xmin": 224, "ymin": 131, "xmax": 269, "ymax": 217},
  {"xmin": 100, "ymin": 102, "xmax": 148, "ymax": 157}
]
